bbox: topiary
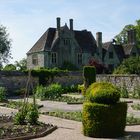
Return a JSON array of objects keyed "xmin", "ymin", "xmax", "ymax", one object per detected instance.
[
  {"xmin": 82, "ymin": 102, "xmax": 127, "ymax": 138},
  {"xmin": 86, "ymin": 82, "xmax": 120, "ymax": 104},
  {"xmin": 83, "ymin": 66, "xmax": 96, "ymax": 89}
]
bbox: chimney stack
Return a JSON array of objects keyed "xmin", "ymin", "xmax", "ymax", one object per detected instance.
[
  {"xmin": 69, "ymin": 19, "xmax": 73, "ymax": 31},
  {"xmin": 56, "ymin": 17, "xmax": 61, "ymax": 30},
  {"xmin": 96, "ymin": 32, "xmax": 102, "ymax": 61},
  {"xmin": 127, "ymin": 29, "xmax": 136, "ymax": 44}
]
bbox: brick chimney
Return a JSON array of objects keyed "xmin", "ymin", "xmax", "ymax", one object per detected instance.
[
  {"xmin": 96, "ymin": 32, "xmax": 102, "ymax": 61},
  {"xmin": 69, "ymin": 19, "xmax": 73, "ymax": 31},
  {"xmin": 56, "ymin": 17, "xmax": 61, "ymax": 30}
]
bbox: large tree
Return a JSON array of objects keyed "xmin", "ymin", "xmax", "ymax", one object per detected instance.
[
  {"xmin": 0, "ymin": 24, "xmax": 12, "ymax": 67},
  {"xmin": 114, "ymin": 19, "xmax": 140, "ymax": 46},
  {"xmin": 14, "ymin": 58, "xmax": 27, "ymax": 71},
  {"xmin": 113, "ymin": 56, "xmax": 140, "ymax": 74}
]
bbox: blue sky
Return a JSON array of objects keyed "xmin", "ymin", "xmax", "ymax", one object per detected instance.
[{"xmin": 0, "ymin": 0, "xmax": 140, "ymax": 63}]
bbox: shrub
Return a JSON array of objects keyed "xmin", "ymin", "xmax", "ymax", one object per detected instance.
[
  {"xmin": 83, "ymin": 66, "xmax": 96, "ymax": 89},
  {"xmin": 26, "ymin": 104, "xmax": 39, "ymax": 124},
  {"xmin": 120, "ymin": 82, "xmax": 129, "ymax": 98},
  {"xmin": 35, "ymin": 83, "xmax": 63, "ymax": 100},
  {"xmin": 62, "ymin": 84, "xmax": 78, "ymax": 93},
  {"xmin": 82, "ymin": 102, "xmax": 127, "ymax": 138},
  {"xmin": 78, "ymin": 84, "xmax": 85, "ymax": 94},
  {"xmin": 45, "ymin": 83, "xmax": 63, "ymax": 99},
  {"xmin": 0, "ymin": 87, "xmax": 7, "ymax": 102},
  {"xmin": 14, "ymin": 105, "xmax": 27, "ymax": 125},
  {"xmin": 35, "ymin": 85, "xmax": 47, "ymax": 99},
  {"xmin": 86, "ymin": 82, "xmax": 120, "ymax": 104}
]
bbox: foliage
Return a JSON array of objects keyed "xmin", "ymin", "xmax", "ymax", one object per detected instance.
[
  {"xmin": 78, "ymin": 84, "xmax": 85, "ymax": 94},
  {"xmin": 119, "ymin": 82, "xmax": 129, "ymax": 98},
  {"xmin": 24, "ymin": 68, "xmax": 67, "ymax": 86},
  {"xmin": 131, "ymin": 104, "xmax": 140, "ymax": 110},
  {"xmin": 62, "ymin": 84, "xmax": 78, "ymax": 93},
  {"xmin": 3, "ymin": 64, "xmax": 16, "ymax": 71},
  {"xmin": 127, "ymin": 114, "xmax": 140, "ymax": 125},
  {"xmin": 86, "ymin": 82, "xmax": 120, "ymax": 104},
  {"xmin": 43, "ymin": 111, "xmax": 82, "ymax": 122},
  {"xmin": 0, "ymin": 87, "xmax": 7, "ymax": 102},
  {"xmin": 113, "ymin": 56, "xmax": 140, "ymax": 74},
  {"xmin": 60, "ymin": 61, "xmax": 78, "ymax": 71},
  {"xmin": 82, "ymin": 102, "xmax": 127, "ymax": 138},
  {"xmin": 88, "ymin": 58, "xmax": 106, "ymax": 74},
  {"xmin": 0, "ymin": 24, "xmax": 12, "ymax": 67},
  {"xmin": 115, "ymin": 24, "xmax": 135, "ymax": 44},
  {"xmin": 83, "ymin": 66, "xmax": 96, "ymax": 89},
  {"xmin": 15, "ymin": 58, "xmax": 27, "ymax": 71},
  {"xmin": 14, "ymin": 105, "xmax": 28, "ymax": 125},
  {"xmin": 26, "ymin": 104, "xmax": 39, "ymax": 124},
  {"xmin": 35, "ymin": 83, "xmax": 63, "ymax": 100}
]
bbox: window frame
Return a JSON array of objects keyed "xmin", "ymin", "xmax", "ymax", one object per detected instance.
[
  {"xmin": 77, "ymin": 53, "xmax": 82, "ymax": 65},
  {"xmin": 51, "ymin": 52, "xmax": 57, "ymax": 64},
  {"xmin": 32, "ymin": 54, "xmax": 38, "ymax": 65}
]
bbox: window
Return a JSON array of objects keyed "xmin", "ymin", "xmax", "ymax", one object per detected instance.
[
  {"xmin": 64, "ymin": 39, "xmax": 70, "ymax": 45},
  {"xmin": 109, "ymin": 52, "xmax": 113, "ymax": 59},
  {"xmin": 32, "ymin": 54, "xmax": 38, "ymax": 65},
  {"xmin": 51, "ymin": 52, "xmax": 57, "ymax": 64},
  {"xmin": 77, "ymin": 53, "xmax": 82, "ymax": 65}
]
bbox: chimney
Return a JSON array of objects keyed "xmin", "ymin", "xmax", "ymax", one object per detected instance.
[
  {"xmin": 69, "ymin": 19, "xmax": 73, "ymax": 31},
  {"xmin": 56, "ymin": 17, "xmax": 61, "ymax": 30},
  {"xmin": 96, "ymin": 32, "xmax": 102, "ymax": 61},
  {"xmin": 127, "ymin": 29, "xmax": 136, "ymax": 44}
]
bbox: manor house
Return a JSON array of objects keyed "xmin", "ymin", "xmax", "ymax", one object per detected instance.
[{"xmin": 27, "ymin": 18, "xmax": 140, "ymax": 70}]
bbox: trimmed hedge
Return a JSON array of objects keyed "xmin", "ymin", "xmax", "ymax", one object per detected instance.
[
  {"xmin": 82, "ymin": 102, "xmax": 127, "ymax": 138},
  {"xmin": 86, "ymin": 82, "xmax": 120, "ymax": 104},
  {"xmin": 83, "ymin": 66, "xmax": 96, "ymax": 89}
]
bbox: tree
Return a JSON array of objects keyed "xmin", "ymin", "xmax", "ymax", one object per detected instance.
[
  {"xmin": 15, "ymin": 58, "xmax": 27, "ymax": 71},
  {"xmin": 3, "ymin": 64, "xmax": 16, "ymax": 71},
  {"xmin": 115, "ymin": 24, "xmax": 135, "ymax": 44},
  {"xmin": 0, "ymin": 24, "xmax": 12, "ymax": 67},
  {"xmin": 113, "ymin": 56, "xmax": 140, "ymax": 74}
]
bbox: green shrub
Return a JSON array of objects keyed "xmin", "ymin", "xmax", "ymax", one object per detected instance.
[
  {"xmin": 82, "ymin": 102, "xmax": 127, "ymax": 138},
  {"xmin": 78, "ymin": 84, "xmax": 85, "ymax": 94},
  {"xmin": 120, "ymin": 82, "xmax": 129, "ymax": 98},
  {"xmin": 14, "ymin": 105, "xmax": 27, "ymax": 125},
  {"xmin": 35, "ymin": 85, "xmax": 47, "ymax": 99},
  {"xmin": 26, "ymin": 104, "xmax": 39, "ymax": 124},
  {"xmin": 86, "ymin": 82, "xmax": 120, "ymax": 104},
  {"xmin": 35, "ymin": 83, "xmax": 63, "ymax": 100},
  {"xmin": 63, "ymin": 84, "xmax": 78, "ymax": 93},
  {"xmin": 83, "ymin": 66, "xmax": 96, "ymax": 89},
  {"xmin": 0, "ymin": 87, "xmax": 7, "ymax": 102}
]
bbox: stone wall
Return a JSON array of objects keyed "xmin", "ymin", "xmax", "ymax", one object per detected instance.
[
  {"xmin": 0, "ymin": 71, "xmax": 140, "ymax": 95},
  {"xmin": 0, "ymin": 71, "xmax": 38, "ymax": 95}
]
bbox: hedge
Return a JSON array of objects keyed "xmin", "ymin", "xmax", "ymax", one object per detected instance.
[{"xmin": 82, "ymin": 102, "xmax": 127, "ymax": 138}]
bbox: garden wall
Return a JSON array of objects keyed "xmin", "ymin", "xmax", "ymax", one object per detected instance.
[
  {"xmin": 0, "ymin": 71, "xmax": 140, "ymax": 95},
  {"xmin": 0, "ymin": 71, "xmax": 38, "ymax": 95}
]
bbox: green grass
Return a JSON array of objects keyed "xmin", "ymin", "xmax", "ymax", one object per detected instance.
[
  {"xmin": 42, "ymin": 111, "xmax": 140, "ymax": 125},
  {"xmin": 131, "ymin": 104, "xmax": 140, "ymax": 110}
]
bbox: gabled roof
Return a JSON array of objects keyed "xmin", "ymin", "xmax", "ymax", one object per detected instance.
[
  {"xmin": 27, "ymin": 27, "xmax": 97, "ymax": 54},
  {"xmin": 103, "ymin": 41, "xmax": 125, "ymax": 61}
]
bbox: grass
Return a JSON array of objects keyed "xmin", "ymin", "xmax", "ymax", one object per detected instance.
[
  {"xmin": 131, "ymin": 103, "xmax": 140, "ymax": 110},
  {"xmin": 42, "ymin": 111, "xmax": 140, "ymax": 125}
]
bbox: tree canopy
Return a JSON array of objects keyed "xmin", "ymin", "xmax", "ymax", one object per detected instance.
[
  {"xmin": 113, "ymin": 56, "xmax": 140, "ymax": 74},
  {"xmin": 14, "ymin": 58, "xmax": 27, "ymax": 71},
  {"xmin": 114, "ymin": 19, "xmax": 140, "ymax": 46},
  {"xmin": 0, "ymin": 24, "xmax": 12, "ymax": 67}
]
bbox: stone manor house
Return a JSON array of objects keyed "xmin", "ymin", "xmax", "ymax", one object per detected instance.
[{"xmin": 27, "ymin": 17, "xmax": 140, "ymax": 70}]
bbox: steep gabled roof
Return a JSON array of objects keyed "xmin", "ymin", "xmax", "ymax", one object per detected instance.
[
  {"xmin": 74, "ymin": 30, "xmax": 97, "ymax": 53},
  {"xmin": 103, "ymin": 41, "xmax": 125, "ymax": 61},
  {"xmin": 27, "ymin": 28, "xmax": 97, "ymax": 54},
  {"xmin": 27, "ymin": 28, "xmax": 55, "ymax": 54}
]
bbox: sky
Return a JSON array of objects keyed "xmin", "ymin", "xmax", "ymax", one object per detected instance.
[{"xmin": 0, "ymin": 0, "xmax": 140, "ymax": 64}]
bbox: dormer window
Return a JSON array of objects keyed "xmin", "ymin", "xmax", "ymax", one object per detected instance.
[{"xmin": 32, "ymin": 54, "xmax": 38, "ymax": 65}]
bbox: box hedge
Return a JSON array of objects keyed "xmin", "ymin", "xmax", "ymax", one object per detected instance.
[
  {"xmin": 86, "ymin": 82, "xmax": 120, "ymax": 104},
  {"xmin": 82, "ymin": 102, "xmax": 127, "ymax": 138}
]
